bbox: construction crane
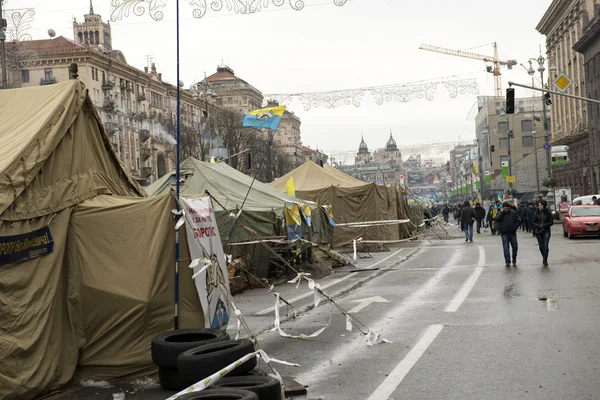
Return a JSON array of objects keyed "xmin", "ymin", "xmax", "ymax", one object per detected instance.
[{"xmin": 419, "ymin": 42, "xmax": 517, "ymax": 99}]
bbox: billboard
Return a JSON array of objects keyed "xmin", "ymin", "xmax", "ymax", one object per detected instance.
[{"xmin": 554, "ymin": 187, "xmax": 572, "ymax": 213}]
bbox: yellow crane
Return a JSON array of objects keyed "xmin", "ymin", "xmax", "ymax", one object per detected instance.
[{"xmin": 419, "ymin": 42, "xmax": 517, "ymax": 99}]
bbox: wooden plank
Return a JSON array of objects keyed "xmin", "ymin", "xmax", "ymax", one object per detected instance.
[{"xmin": 283, "ymin": 376, "xmax": 307, "ymax": 395}]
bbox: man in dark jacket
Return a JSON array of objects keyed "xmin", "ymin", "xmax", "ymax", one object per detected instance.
[
  {"xmin": 474, "ymin": 203, "xmax": 486, "ymax": 234},
  {"xmin": 533, "ymin": 199, "xmax": 554, "ymax": 266},
  {"xmin": 494, "ymin": 201, "xmax": 520, "ymax": 267},
  {"xmin": 460, "ymin": 200, "xmax": 476, "ymax": 242},
  {"xmin": 526, "ymin": 202, "xmax": 537, "ymax": 236}
]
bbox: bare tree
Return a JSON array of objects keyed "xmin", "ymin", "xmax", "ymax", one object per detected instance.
[{"xmin": 162, "ymin": 113, "xmax": 209, "ymax": 162}]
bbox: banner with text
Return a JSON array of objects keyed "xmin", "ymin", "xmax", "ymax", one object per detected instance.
[
  {"xmin": 0, "ymin": 226, "xmax": 54, "ymax": 266},
  {"xmin": 181, "ymin": 197, "xmax": 230, "ymax": 330}
]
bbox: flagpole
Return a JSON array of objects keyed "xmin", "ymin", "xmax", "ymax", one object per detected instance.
[
  {"xmin": 226, "ymin": 129, "xmax": 273, "ymax": 241},
  {"xmin": 174, "ymin": 0, "xmax": 181, "ymax": 330}
]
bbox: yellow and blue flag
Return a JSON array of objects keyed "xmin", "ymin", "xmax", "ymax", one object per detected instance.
[
  {"xmin": 286, "ymin": 177, "xmax": 296, "ymax": 197},
  {"xmin": 242, "ymin": 105, "xmax": 286, "ymax": 130}
]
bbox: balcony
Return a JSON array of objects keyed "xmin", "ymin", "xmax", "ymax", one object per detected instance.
[
  {"xmin": 40, "ymin": 77, "xmax": 56, "ymax": 86},
  {"xmin": 102, "ymin": 81, "xmax": 115, "ymax": 91},
  {"xmin": 103, "ymin": 101, "xmax": 116, "ymax": 112},
  {"xmin": 141, "ymin": 147, "xmax": 152, "ymax": 161},
  {"xmin": 104, "ymin": 121, "xmax": 118, "ymax": 136},
  {"xmin": 137, "ymin": 93, "xmax": 146, "ymax": 102},
  {"xmin": 142, "ymin": 166, "xmax": 153, "ymax": 177},
  {"xmin": 139, "ymin": 129, "xmax": 150, "ymax": 143}
]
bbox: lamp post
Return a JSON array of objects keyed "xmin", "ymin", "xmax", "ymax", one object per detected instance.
[
  {"xmin": 527, "ymin": 54, "xmax": 553, "ymax": 179},
  {"xmin": 532, "ymin": 131, "xmax": 540, "ymax": 194}
]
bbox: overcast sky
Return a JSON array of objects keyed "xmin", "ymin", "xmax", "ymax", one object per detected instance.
[{"xmin": 22, "ymin": 0, "xmax": 551, "ymax": 156}]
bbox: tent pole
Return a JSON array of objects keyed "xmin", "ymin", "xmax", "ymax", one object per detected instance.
[
  {"xmin": 174, "ymin": 0, "xmax": 181, "ymax": 330},
  {"xmin": 226, "ymin": 130, "xmax": 273, "ymax": 241}
]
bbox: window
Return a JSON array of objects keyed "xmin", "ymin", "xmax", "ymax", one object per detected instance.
[
  {"xmin": 522, "ymin": 136, "xmax": 534, "ymax": 147},
  {"xmin": 499, "ymin": 138, "xmax": 508, "ymax": 149},
  {"xmin": 521, "ymin": 119, "xmax": 533, "ymax": 132},
  {"xmin": 519, "ymin": 107, "xmax": 525, "ymax": 113},
  {"xmin": 44, "ymin": 68, "xmax": 53, "ymax": 80},
  {"xmin": 498, "ymin": 121, "xmax": 508, "ymax": 134},
  {"xmin": 21, "ymin": 69, "xmax": 29, "ymax": 83},
  {"xmin": 500, "ymin": 156, "xmax": 509, "ymax": 164}
]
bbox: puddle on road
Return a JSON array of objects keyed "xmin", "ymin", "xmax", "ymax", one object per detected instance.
[{"xmin": 503, "ymin": 283, "xmax": 521, "ymax": 301}]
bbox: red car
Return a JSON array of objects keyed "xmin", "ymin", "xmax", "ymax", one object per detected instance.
[{"xmin": 563, "ymin": 205, "xmax": 600, "ymax": 239}]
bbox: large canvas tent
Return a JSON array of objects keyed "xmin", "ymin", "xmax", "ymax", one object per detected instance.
[
  {"xmin": 271, "ymin": 161, "xmax": 413, "ymax": 245},
  {"xmin": 0, "ymin": 81, "xmax": 202, "ymax": 400},
  {"xmin": 145, "ymin": 157, "xmax": 332, "ymax": 244}
]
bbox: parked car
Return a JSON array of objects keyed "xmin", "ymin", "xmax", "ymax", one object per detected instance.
[
  {"xmin": 563, "ymin": 205, "xmax": 600, "ymax": 239},
  {"xmin": 572, "ymin": 194, "xmax": 600, "ymax": 205}
]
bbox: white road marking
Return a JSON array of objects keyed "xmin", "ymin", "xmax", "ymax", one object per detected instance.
[
  {"xmin": 255, "ymin": 249, "xmax": 405, "ymax": 315},
  {"xmin": 348, "ymin": 296, "xmax": 389, "ymax": 313},
  {"xmin": 547, "ymin": 298, "xmax": 559, "ymax": 311},
  {"xmin": 361, "ymin": 248, "xmax": 405, "ymax": 270},
  {"xmin": 297, "ymin": 249, "xmax": 464, "ymax": 385},
  {"xmin": 367, "ymin": 324, "xmax": 444, "ymax": 400},
  {"xmin": 445, "ymin": 245, "xmax": 486, "ymax": 313}
]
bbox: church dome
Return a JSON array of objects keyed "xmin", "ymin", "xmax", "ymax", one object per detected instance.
[
  {"xmin": 386, "ymin": 131, "xmax": 398, "ymax": 152},
  {"xmin": 358, "ymin": 135, "xmax": 369, "ymax": 154}
]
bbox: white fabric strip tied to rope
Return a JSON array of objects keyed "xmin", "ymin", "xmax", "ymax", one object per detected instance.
[
  {"xmin": 172, "ymin": 208, "xmax": 186, "ymax": 230},
  {"xmin": 270, "ymin": 293, "xmax": 331, "ymax": 339},
  {"xmin": 288, "ymin": 272, "xmax": 323, "ymax": 308},
  {"xmin": 165, "ymin": 349, "xmax": 299, "ymax": 399},
  {"xmin": 365, "ymin": 329, "xmax": 393, "ymax": 347},
  {"xmin": 188, "ymin": 258, "xmax": 213, "ymax": 280}
]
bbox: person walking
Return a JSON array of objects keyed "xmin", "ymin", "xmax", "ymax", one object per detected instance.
[
  {"xmin": 442, "ymin": 204, "xmax": 450, "ymax": 222},
  {"xmin": 526, "ymin": 202, "xmax": 537, "ymax": 236},
  {"xmin": 486, "ymin": 205, "xmax": 495, "ymax": 235},
  {"xmin": 533, "ymin": 200, "xmax": 554, "ymax": 266},
  {"xmin": 460, "ymin": 200, "xmax": 476, "ymax": 242},
  {"xmin": 494, "ymin": 201, "xmax": 520, "ymax": 267},
  {"xmin": 474, "ymin": 202, "xmax": 486, "ymax": 234}
]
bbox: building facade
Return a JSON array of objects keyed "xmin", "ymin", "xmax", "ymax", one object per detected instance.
[
  {"xmin": 475, "ymin": 95, "xmax": 551, "ymax": 194},
  {"xmin": 537, "ymin": 0, "xmax": 594, "ymax": 195},
  {"xmin": 12, "ymin": 7, "xmax": 216, "ymax": 185},
  {"xmin": 573, "ymin": 3, "xmax": 600, "ymax": 193},
  {"xmin": 201, "ymin": 65, "xmax": 263, "ymax": 114}
]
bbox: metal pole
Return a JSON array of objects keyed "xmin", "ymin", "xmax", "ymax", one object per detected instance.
[
  {"xmin": 266, "ymin": 131, "xmax": 273, "ymax": 182},
  {"xmin": 477, "ymin": 138, "xmax": 485, "ymax": 199},
  {"xmin": 540, "ymin": 70, "xmax": 551, "ymax": 178},
  {"xmin": 0, "ymin": 0, "xmax": 7, "ymax": 90},
  {"xmin": 508, "ymin": 81, "xmax": 600, "ymax": 104},
  {"xmin": 174, "ymin": 0, "xmax": 181, "ymax": 331},
  {"xmin": 532, "ymin": 77, "xmax": 540, "ymax": 194}
]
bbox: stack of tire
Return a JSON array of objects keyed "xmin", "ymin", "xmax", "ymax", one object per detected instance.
[{"xmin": 151, "ymin": 328, "xmax": 282, "ymax": 400}]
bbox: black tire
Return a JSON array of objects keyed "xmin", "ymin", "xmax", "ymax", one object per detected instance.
[
  {"xmin": 178, "ymin": 339, "xmax": 257, "ymax": 382},
  {"xmin": 152, "ymin": 329, "xmax": 230, "ymax": 368},
  {"xmin": 174, "ymin": 389, "xmax": 258, "ymax": 400},
  {"xmin": 210, "ymin": 375, "xmax": 282, "ymax": 400},
  {"xmin": 158, "ymin": 367, "xmax": 196, "ymax": 391}
]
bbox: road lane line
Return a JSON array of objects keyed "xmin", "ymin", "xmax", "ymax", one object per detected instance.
[
  {"xmin": 445, "ymin": 245, "xmax": 485, "ymax": 313},
  {"xmin": 361, "ymin": 248, "xmax": 405, "ymax": 270},
  {"xmin": 297, "ymin": 249, "xmax": 464, "ymax": 385},
  {"xmin": 255, "ymin": 249, "xmax": 405, "ymax": 315},
  {"xmin": 367, "ymin": 324, "xmax": 444, "ymax": 400},
  {"xmin": 547, "ymin": 298, "xmax": 559, "ymax": 311}
]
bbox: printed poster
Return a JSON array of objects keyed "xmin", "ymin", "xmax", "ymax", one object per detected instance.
[{"xmin": 181, "ymin": 197, "xmax": 230, "ymax": 330}]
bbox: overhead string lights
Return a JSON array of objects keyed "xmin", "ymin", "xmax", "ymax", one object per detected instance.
[
  {"xmin": 263, "ymin": 75, "xmax": 479, "ymax": 111},
  {"xmin": 110, "ymin": 0, "xmax": 348, "ymax": 21}
]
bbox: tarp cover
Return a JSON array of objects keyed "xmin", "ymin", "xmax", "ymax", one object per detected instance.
[
  {"xmin": 145, "ymin": 158, "xmax": 331, "ymax": 243},
  {"xmin": 0, "ymin": 81, "xmax": 202, "ymax": 400},
  {"xmin": 271, "ymin": 161, "xmax": 412, "ymax": 244}
]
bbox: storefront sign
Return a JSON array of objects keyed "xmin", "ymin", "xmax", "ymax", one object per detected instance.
[{"xmin": 0, "ymin": 226, "xmax": 54, "ymax": 266}]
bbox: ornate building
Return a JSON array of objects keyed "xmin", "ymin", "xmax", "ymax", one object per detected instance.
[
  {"xmin": 14, "ymin": 5, "xmax": 214, "ymax": 185},
  {"xmin": 355, "ymin": 134, "xmax": 371, "ymax": 164},
  {"xmin": 537, "ymin": 0, "xmax": 594, "ymax": 195},
  {"xmin": 200, "ymin": 65, "xmax": 263, "ymax": 114},
  {"xmin": 573, "ymin": 3, "xmax": 600, "ymax": 193}
]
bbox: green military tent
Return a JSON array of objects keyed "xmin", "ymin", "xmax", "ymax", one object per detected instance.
[
  {"xmin": 271, "ymin": 161, "xmax": 413, "ymax": 245},
  {"xmin": 0, "ymin": 81, "xmax": 203, "ymax": 400},
  {"xmin": 145, "ymin": 157, "xmax": 333, "ymax": 245}
]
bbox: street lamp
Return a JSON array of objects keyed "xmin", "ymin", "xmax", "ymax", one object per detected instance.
[{"xmin": 527, "ymin": 54, "xmax": 551, "ymax": 179}]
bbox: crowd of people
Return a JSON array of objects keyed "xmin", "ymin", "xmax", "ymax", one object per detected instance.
[{"xmin": 425, "ymin": 198, "xmax": 555, "ymax": 267}]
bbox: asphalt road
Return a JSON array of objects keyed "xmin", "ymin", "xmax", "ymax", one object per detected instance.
[{"xmin": 253, "ymin": 225, "xmax": 600, "ymax": 400}]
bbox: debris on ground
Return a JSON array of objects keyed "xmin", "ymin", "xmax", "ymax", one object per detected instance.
[{"xmin": 79, "ymin": 380, "xmax": 112, "ymax": 388}]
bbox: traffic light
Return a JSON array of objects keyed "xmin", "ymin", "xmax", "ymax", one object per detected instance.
[
  {"xmin": 544, "ymin": 92, "xmax": 552, "ymax": 106},
  {"xmin": 506, "ymin": 88, "xmax": 515, "ymax": 114},
  {"xmin": 490, "ymin": 145, "xmax": 496, "ymax": 153}
]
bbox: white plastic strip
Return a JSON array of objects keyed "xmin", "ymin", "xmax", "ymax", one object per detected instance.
[
  {"xmin": 271, "ymin": 293, "xmax": 331, "ymax": 339},
  {"xmin": 335, "ymin": 219, "xmax": 411, "ymax": 228},
  {"xmin": 165, "ymin": 350, "xmax": 299, "ymax": 399}
]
